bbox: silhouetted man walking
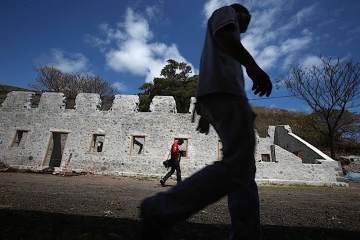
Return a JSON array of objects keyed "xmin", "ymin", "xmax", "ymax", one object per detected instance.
[{"xmin": 141, "ymin": 3, "xmax": 272, "ymax": 239}]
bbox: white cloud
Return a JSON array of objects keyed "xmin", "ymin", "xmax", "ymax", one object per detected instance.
[
  {"xmin": 317, "ymin": 19, "xmax": 335, "ymax": 28},
  {"xmin": 280, "ymin": 36, "xmax": 312, "ymax": 53},
  {"xmin": 301, "ymin": 28, "xmax": 312, "ymax": 36},
  {"xmin": 338, "ymin": 24, "xmax": 349, "ymax": 31},
  {"xmin": 300, "ymin": 53, "xmax": 352, "ymax": 68},
  {"xmin": 294, "ymin": 4, "xmax": 317, "ymax": 23},
  {"xmin": 344, "ymin": 26, "xmax": 360, "ymax": 43},
  {"xmin": 145, "ymin": 2, "xmax": 170, "ymax": 25},
  {"xmin": 88, "ymin": 7, "xmax": 196, "ymax": 82},
  {"xmin": 41, "ymin": 49, "xmax": 90, "ymax": 74},
  {"xmin": 124, "ymin": 8, "xmax": 153, "ymax": 41},
  {"xmin": 276, "ymin": 3, "xmax": 317, "ymax": 33},
  {"xmin": 200, "ymin": 0, "xmax": 324, "ymax": 96},
  {"xmin": 300, "ymin": 55, "xmax": 322, "ymax": 67},
  {"xmin": 257, "ymin": 45, "xmax": 280, "ymax": 69},
  {"xmin": 145, "ymin": 5, "xmax": 159, "ymax": 20},
  {"xmin": 202, "ymin": 0, "xmax": 267, "ymax": 25},
  {"xmin": 112, "ymin": 81, "xmax": 128, "ymax": 92},
  {"xmin": 201, "ymin": 0, "xmax": 317, "ymax": 75},
  {"xmin": 202, "ymin": 0, "xmax": 232, "ymax": 23},
  {"xmin": 340, "ymin": 52, "xmax": 352, "ymax": 62}
]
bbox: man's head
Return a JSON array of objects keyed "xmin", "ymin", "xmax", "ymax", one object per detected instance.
[
  {"xmin": 177, "ymin": 139, "xmax": 184, "ymax": 145},
  {"xmin": 230, "ymin": 3, "xmax": 251, "ymax": 33}
]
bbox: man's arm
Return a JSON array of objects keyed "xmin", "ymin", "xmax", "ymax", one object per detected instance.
[
  {"xmin": 214, "ymin": 26, "xmax": 272, "ymax": 97},
  {"xmin": 214, "ymin": 25, "xmax": 256, "ymax": 68}
]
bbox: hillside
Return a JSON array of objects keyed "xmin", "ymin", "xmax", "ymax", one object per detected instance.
[
  {"xmin": 0, "ymin": 84, "xmax": 32, "ymax": 104},
  {"xmin": 0, "ymin": 84, "xmax": 42, "ymax": 108}
]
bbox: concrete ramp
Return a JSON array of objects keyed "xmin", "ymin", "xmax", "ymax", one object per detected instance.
[{"xmin": 288, "ymin": 132, "xmax": 334, "ymax": 161}]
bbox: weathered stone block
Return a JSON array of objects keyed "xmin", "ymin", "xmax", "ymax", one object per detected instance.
[
  {"xmin": 111, "ymin": 95, "xmax": 139, "ymax": 113},
  {"xmin": 38, "ymin": 92, "xmax": 66, "ymax": 111},
  {"xmin": 149, "ymin": 96, "xmax": 177, "ymax": 113},
  {"xmin": 1, "ymin": 91, "xmax": 34, "ymax": 109}
]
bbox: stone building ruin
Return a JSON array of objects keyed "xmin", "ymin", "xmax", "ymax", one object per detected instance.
[{"xmin": 0, "ymin": 91, "xmax": 346, "ymax": 186}]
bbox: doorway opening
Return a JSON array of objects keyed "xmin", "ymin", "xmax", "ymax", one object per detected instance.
[{"xmin": 43, "ymin": 132, "xmax": 69, "ymax": 167}]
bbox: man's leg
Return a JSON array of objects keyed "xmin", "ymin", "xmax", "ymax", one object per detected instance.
[
  {"xmin": 141, "ymin": 94, "xmax": 257, "ymax": 238},
  {"xmin": 161, "ymin": 162, "xmax": 176, "ymax": 185},
  {"xmin": 175, "ymin": 158, "xmax": 182, "ymax": 183},
  {"xmin": 228, "ymin": 177, "xmax": 261, "ymax": 240}
]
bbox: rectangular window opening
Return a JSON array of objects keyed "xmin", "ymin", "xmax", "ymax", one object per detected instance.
[
  {"xmin": 89, "ymin": 134, "xmax": 105, "ymax": 153},
  {"xmin": 43, "ymin": 132, "xmax": 69, "ymax": 167},
  {"xmin": 261, "ymin": 154, "xmax": 271, "ymax": 162},
  {"xmin": 11, "ymin": 130, "xmax": 30, "ymax": 147},
  {"xmin": 174, "ymin": 138, "xmax": 189, "ymax": 158},
  {"xmin": 293, "ymin": 150, "xmax": 303, "ymax": 160},
  {"xmin": 131, "ymin": 135, "xmax": 146, "ymax": 155}
]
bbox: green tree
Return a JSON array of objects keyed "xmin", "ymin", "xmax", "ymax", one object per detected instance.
[
  {"xmin": 277, "ymin": 56, "xmax": 360, "ymax": 159},
  {"xmin": 138, "ymin": 59, "xmax": 198, "ymax": 113}
]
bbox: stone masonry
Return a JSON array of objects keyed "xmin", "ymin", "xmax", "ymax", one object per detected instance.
[{"xmin": 0, "ymin": 91, "xmax": 346, "ymax": 186}]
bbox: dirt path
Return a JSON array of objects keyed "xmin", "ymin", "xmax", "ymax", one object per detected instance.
[{"xmin": 1, "ymin": 172, "xmax": 360, "ymax": 240}]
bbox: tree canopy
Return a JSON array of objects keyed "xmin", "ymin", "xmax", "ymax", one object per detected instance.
[
  {"xmin": 138, "ymin": 59, "xmax": 198, "ymax": 113},
  {"xmin": 277, "ymin": 56, "xmax": 360, "ymax": 159},
  {"xmin": 30, "ymin": 66, "xmax": 116, "ymax": 98},
  {"xmin": 29, "ymin": 66, "xmax": 117, "ymax": 108}
]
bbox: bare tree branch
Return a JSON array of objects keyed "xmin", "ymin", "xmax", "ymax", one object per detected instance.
[
  {"xmin": 277, "ymin": 56, "xmax": 360, "ymax": 159},
  {"xmin": 29, "ymin": 66, "xmax": 116, "ymax": 102}
]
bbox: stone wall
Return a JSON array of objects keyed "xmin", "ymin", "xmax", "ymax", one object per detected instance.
[
  {"xmin": 274, "ymin": 125, "xmax": 333, "ymax": 163},
  {"xmin": 0, "ymin": 91, "xmax": 346, "ymax": 186}
]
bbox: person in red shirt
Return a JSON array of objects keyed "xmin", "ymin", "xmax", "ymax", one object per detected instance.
[{"xmin": 160, "ymin": 139, "xmax": 184, "ymax": 186}]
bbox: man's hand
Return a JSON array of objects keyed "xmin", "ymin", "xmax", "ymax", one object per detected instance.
[
  {"xmin": 246, "ymin": 66, "xmax": 272, "ymax": 97},
  {"xmin": 196, "ymin": 116, "xmax": 210, "ymax": 135}
]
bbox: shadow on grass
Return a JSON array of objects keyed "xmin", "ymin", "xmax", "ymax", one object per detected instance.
[{"xmin": 1, "ymin": 209, "xmax": 359, "ymax": 240}]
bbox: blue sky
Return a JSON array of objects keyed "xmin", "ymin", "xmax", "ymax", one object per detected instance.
[{"xmin": 1, "ymin": 0, "xmax": 359, "ymax": 113}]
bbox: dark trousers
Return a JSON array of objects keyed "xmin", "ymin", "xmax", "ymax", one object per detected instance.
[
  {"xmin": 162, "ymin": 157, "xmax": 181, "ymax": 183},
  {"xmin": 142, "ymin": 94, "xmax": 261, "ymax": 240}
]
